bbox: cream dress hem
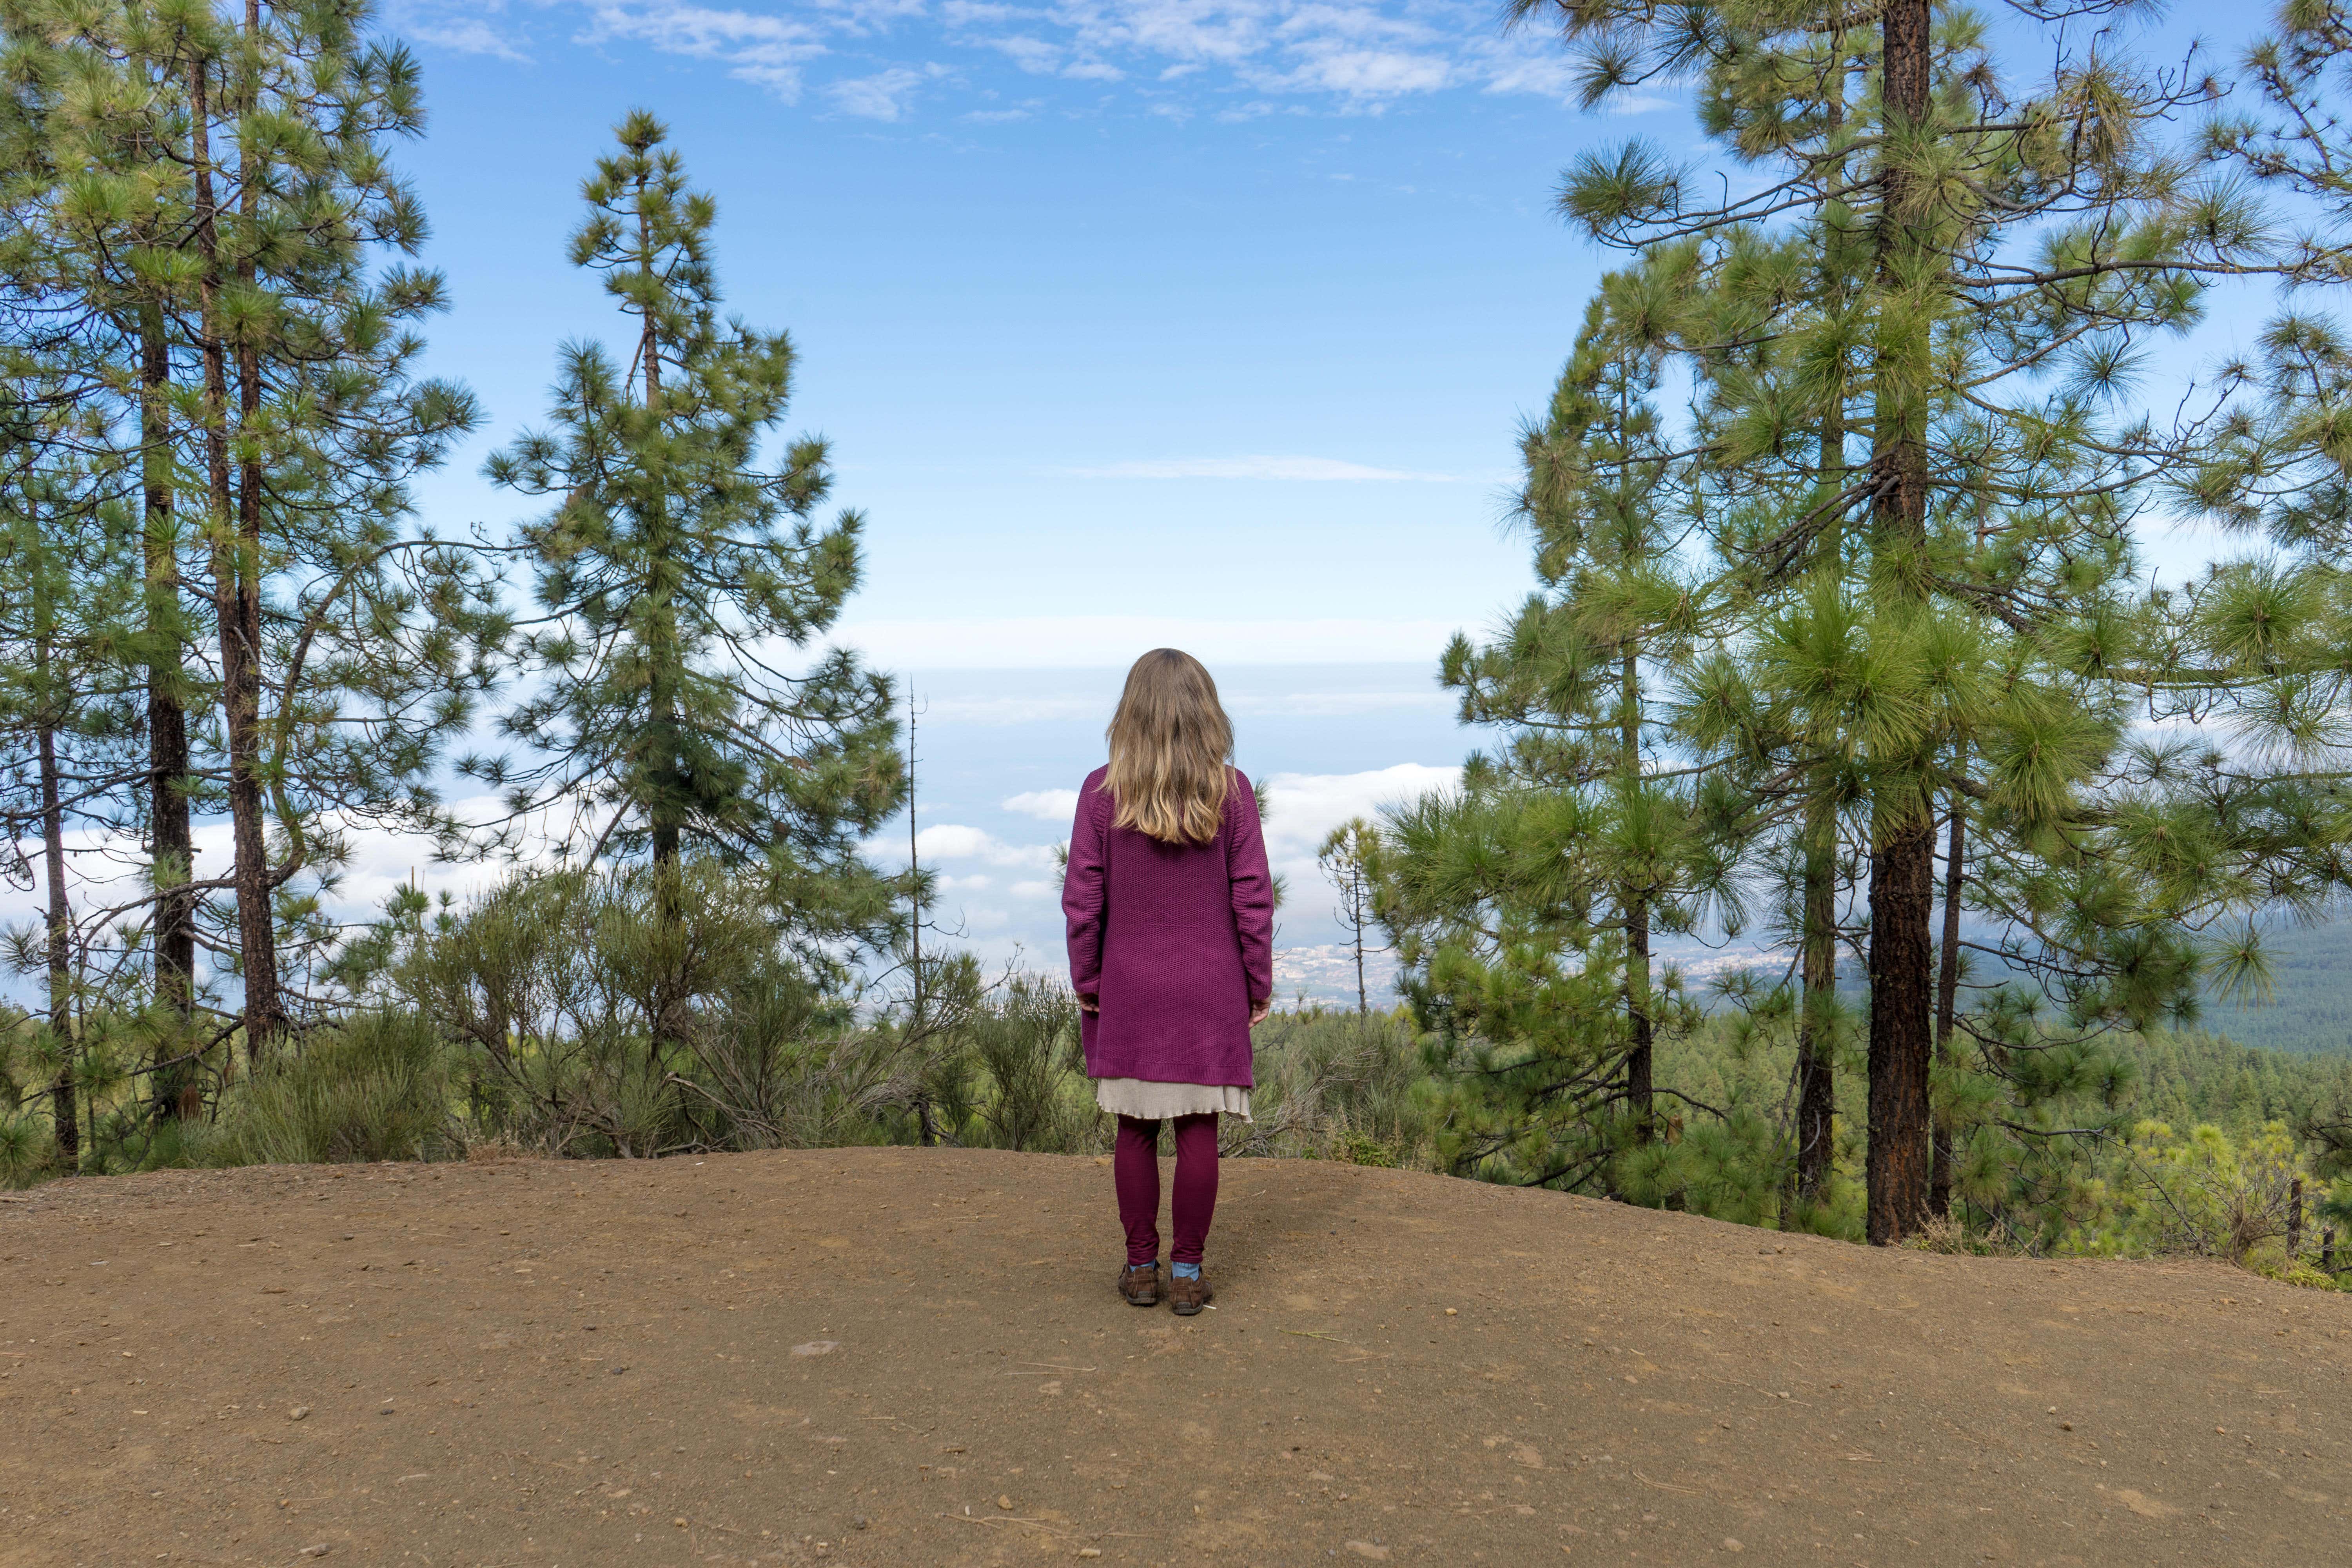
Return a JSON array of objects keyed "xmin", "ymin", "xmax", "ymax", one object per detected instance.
[{"xmin": 1093, "ymin": 1077, "xmax": 1252, "ymax": 1121}]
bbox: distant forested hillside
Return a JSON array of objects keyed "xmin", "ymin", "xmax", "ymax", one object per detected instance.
[
  {"xmin": 1658, "ymin": 1016, "xmax": 2352, "ymax": 1164},
  {"xmin": 2194, "ymin": 921, "xmax": 2352, "ymax": 1058},
  {"xmin": 2127, "ymin": 1029, "xmax": 2352, "ymax": 1132}
]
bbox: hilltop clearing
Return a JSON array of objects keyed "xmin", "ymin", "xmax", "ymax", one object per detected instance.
[{"xmin": 2, "ymin": 1149, "xmax": 2347, "ymax": 1566}]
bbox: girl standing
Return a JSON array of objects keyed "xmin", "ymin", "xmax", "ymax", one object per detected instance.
[{"xmin": 1063, "ymin": 650, "xmax": 1274, "ymax": 1316}]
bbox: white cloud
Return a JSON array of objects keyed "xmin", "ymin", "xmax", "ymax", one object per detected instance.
[
  {"xmin": 1270, "ymin": 45, "xmax": 1453, "ymax": 97},
  {"xmin": 984, "ymin": 33, "xmax": 1064, "ymax": 72},
  {"xmin": 0, "ymin": 792, "xmax": 557, "ymax": 1011},
  {"xmin": 1064, "ymin": 454, "xmax": 1474, "ymax": 481},
  {"xmin": 827, "ymin": 64, "xmax": 936, "ymax": 119},
  {"xmin": 1003, "ymin": 788, "xmax": 1082, "ymax": 820},
  {"xmin": 1258, "ymin": 762, "xmax": 1458, "ymax": 892},
  {"xmin": 912, "ymin": 822, "xmax": 1061, "ymax": 868},
  {"xmin": 404, "ymin": 16, "xmax": 532, "ymax": 61},
  {"xmin": 836, "ymin": 613, "xmax": 1460, "ymax": 668},
  {"xmin": 809, "ymin": 0, "xmax": 929, "ymax": 33},
  {"xmin": 576, "ymin": 0, "xmax": 829, "ymax": 97},
  {"xmin": 409, "ymin": 0, "xmax": 1620, "ymax": 119},
  {"xmin": 1070, "ymin": 0, "xmax": 1268, "ymax": 67}
]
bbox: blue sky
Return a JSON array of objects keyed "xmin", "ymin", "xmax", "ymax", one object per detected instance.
[{"xmin": 386, "ymin": 0, "xmax": 1662, "ymax": 661}]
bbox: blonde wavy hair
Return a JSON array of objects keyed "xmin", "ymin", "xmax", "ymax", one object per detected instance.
[{"xmin": 1106, "ymin": 649, "xmax": 1234, "ymax": 845}]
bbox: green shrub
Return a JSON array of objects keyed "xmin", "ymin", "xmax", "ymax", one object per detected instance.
[
  {"xmin": 0, "ymin": 1107, "xmax": 54, "ymax": 1188},
  {"xmin": 199, "ymin": 1013, "xmax": 461, "ymax": 1166},
  {"xmin": 397, "ymin": 862, "xmax": 963, "ymax": 1156},
  {"xmin": 930, "ymin": 976, "xmax": 1094, "ymax": 1153},
  {"xmin": 1240, "ymin": 1009, "xmax": 1440, "ymax": 1167}
]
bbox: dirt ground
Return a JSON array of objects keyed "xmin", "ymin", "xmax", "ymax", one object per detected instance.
[{"xmin": 2, "ymin": 1148, "xmax": 2348, "ymax": 1568}]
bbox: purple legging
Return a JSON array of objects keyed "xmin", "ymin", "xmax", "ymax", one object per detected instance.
[{"xmin": 1114, "ymin": 1112, "xmax": 1219, "ymax": 1267}]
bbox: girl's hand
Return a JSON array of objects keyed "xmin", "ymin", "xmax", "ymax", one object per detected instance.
[
  {"xmin": 1248, "ymin": 998, "xmax": 1271, "ymax": 1027},
  {"xmin": 1079, "ymin": 993, "xmax": 1100, "ymax": 1014}
]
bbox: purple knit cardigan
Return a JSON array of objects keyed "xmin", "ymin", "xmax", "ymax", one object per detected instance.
[{"xmin": 1063, "ymin": 765, "xmax": 1275, "ymax": 1087}]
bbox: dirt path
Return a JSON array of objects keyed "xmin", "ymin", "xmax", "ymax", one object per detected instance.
[{"xmin": 2, "ymin": 1148, "xmax": 2347, "ymax": 1567}]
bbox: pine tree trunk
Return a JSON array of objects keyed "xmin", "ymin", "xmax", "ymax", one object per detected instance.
[
  {"xmin": 230, "ymin": 330, "xmax": 282, "ymax": 1053},
  {"xmin": 38, "ymin": 619, "xmax": 76, "ymax": 1174},
  {"xmin": 1791, "ymin": 78, "xmax": 1848, "ymax": 1220},
  {"xmin": 191, "ymin": 52, "xmax": 285, "ymax": 1062},
  {"xmin": 1929, "ymin": 797, "xmax": 1966, "ymax": 1218},
  {"xmin": 1354, "ymin": 906, "xmax": 1367, "ymax": 1016},
  {"xmin": 1867, "ymin": 813, "xmax": 1934, "ymax": 1243},
  {"xmin": 1864, "ymin": 0, "xmax": 1937, "ymax": 1245},
  {"xmin": 140, "ymin": 303, "xmax": 197, "ymax": 1022},
  {"xmin": 1791, "ymin": 819, "xmax": 1837, "ymax": 1210},
  {"xmin": 639, "ymin": 189, "xmax": 683, "ymax": 876},
  {"xmin": 1620, "ymin": 653, "xmax": 1653, "ymax": 1144},
  {"xmin": 633, "ymin": 185, "xmax": 688, "ymax": 1069},
  {"xmin": 1350, "ymin": 866, "xmax": 1369, "ymax": 1016},
  {"xmin": 234, "ymin": 2, "xmax": 284, "ymax": 1053}
]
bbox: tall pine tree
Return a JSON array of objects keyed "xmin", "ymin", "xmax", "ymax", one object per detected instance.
[
  {"xmin": 1383, "ymin": 272, "xmax": 1748, "ymax": 1202},
  {"xmin": 479, "ymin": 111, "xmax": 903, "ymax": 937}
]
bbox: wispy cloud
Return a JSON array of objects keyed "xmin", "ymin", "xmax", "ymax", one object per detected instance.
[
  {"xmin": 1065, "ymin": 455, "xmax": 1473, "ymax": 482},
  {"xmin": 911, "ymin": 823, "xmax": 1061, "ymax": 868},
  {"xmin": 1259, "ymin": 762, "xmax": 1460, "ymax": 900},
  {"xmin": 808, "ymin": 0, "xmax": 930, "ymax": 34},
  {"xmin": 404, "ymin": 15, "xmax": 532, "ymax": 62},
  {"xmin": 395, "ymin": 0, "xmax": 1636, "ymax": 119},
  {"xmin": 1268, "ymin": 43, "xmax": 1454, "ymax": 97},
  {"xmin": 826, "ymin": 63, "xmax": 947, "ymax": 120},
  {"xmin": 575, "ymin": 0, "xmax": 829, "ymax": 97},
  {"xmin": 1003, "ymin": 788, "xmax": 1082, "ymax": 820}
]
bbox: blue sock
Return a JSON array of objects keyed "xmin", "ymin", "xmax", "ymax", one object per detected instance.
[{"xmin": 1171, "ymin": 1261, "xmax": 1201, "ymax": 1280}]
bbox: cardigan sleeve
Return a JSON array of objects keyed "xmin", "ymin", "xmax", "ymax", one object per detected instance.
[
  {"xmin": 1062, "ymin": 774, "xmax": 1108, "ymax": 996},
  {"xmin": 1226, "ymin": 770, "xmax": 1275, "ymax": 1004}
]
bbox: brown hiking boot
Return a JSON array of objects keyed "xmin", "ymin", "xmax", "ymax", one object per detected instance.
[
  {"xmin": 1118, "ymin": 1261, "xmax": 1161, "ymax": 1307},
  {"xmin": 1167, "ymin": 1269, "xmax": 1213, "ymax": 1316}
]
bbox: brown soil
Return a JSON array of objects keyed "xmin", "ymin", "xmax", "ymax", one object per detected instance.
[{"xmin": 2, "ymin": 1147, "xmax": 2348, "ymax": 1567}]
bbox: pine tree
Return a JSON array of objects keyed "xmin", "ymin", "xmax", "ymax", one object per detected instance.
[
  {"xmin": 1316, "ymin": 817, "xmax": 1381, "ymax": 1015},
  {"xmin": 479, "ymin": 111, "xmax": 903, "ymax": 937},
  {"xmin": 11, "ymin": 0, "xmax": 218, "ymax": 1105},
  {"xmin": 180, "ymin": 0, "xmax": 487, "ymax": 1054},
  {"xmin": 0, "ymin": 442, "xmax": 142, "ymax": 1170},
  {"xmin": 1514, "ymin": 0, "xmax": 2330, "ymax": 1240},
  {"xmin": 2193, "ymin": 0, "xmax": 2352, "ymax": 557},
  {"xmin": 0, "ymin": 21, "xmax": 154, "ymax": 1155},
  {"xmin": 1382, "ymin": 274, "xmax": 1742, "ymax": 1200},
  {"xmin": 8, "ymin": 0, "xmax": 492, "ymax": 1078}
]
